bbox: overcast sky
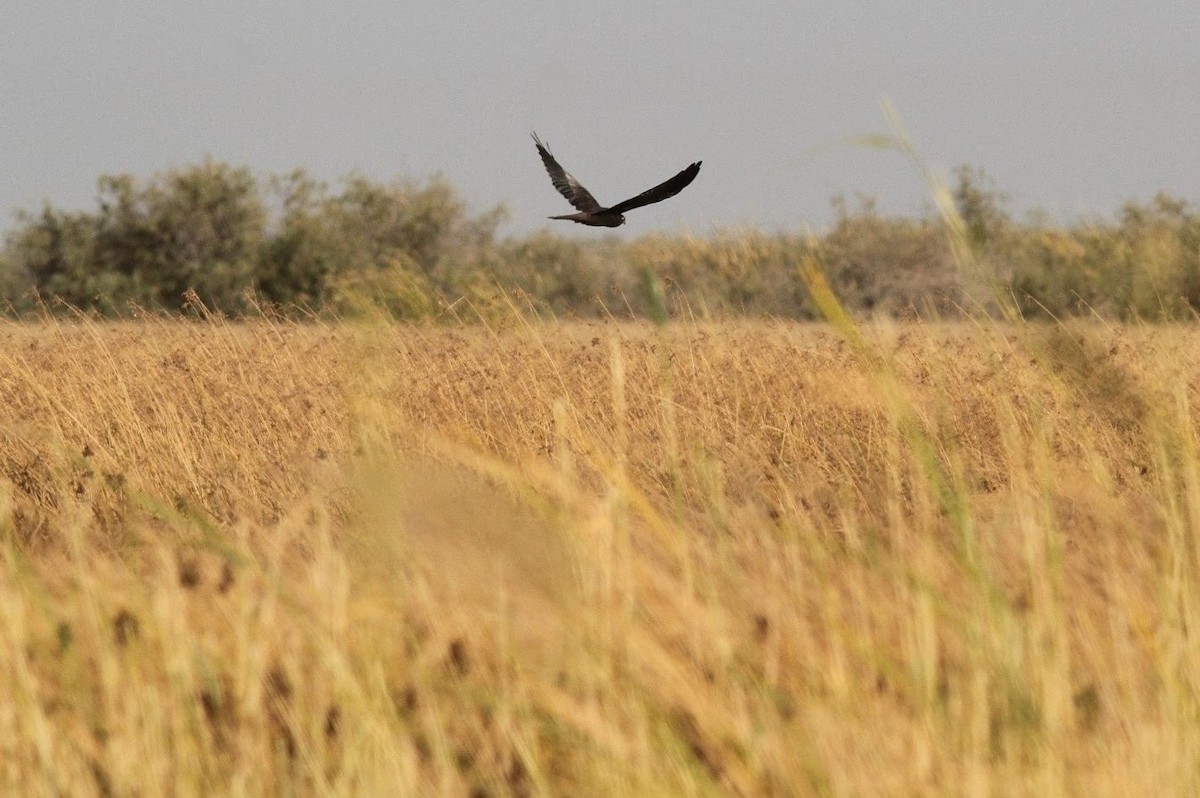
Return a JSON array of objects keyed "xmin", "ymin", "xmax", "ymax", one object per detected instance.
[{"xmin": 2, "ymin": 2, "xmax": 1198, "ymax": 238}]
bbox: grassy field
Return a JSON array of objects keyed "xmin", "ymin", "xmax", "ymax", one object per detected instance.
[{"xmin": 1, "ymin": 310, "xmax": 1199, "ymax": 796}]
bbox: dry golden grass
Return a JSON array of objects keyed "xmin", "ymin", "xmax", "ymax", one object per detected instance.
[{"xmin": 2, "ymin": 310, "xmax": 1200, "ymax": 796}]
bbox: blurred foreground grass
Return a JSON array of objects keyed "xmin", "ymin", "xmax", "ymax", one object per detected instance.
[{"xmin": 1, "ymin": 311, "xmax": 1199, "ymax": 796}]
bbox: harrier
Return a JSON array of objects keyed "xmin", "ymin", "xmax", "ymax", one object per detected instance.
[{"xmin": 532, "ymin": 133, "xmax": 701, "ymax": 227}]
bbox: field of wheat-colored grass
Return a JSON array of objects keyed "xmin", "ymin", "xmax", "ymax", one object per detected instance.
[{"xmin": 1, "ymin": 310, "xmax": 1199, "ymax": 796}]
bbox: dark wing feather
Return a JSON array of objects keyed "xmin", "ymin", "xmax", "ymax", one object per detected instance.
[
  {"xmin": 532, "ymin": 133, "xmax": 602, "ymax": 213},
  {"xmin": 606, "ymin": 161, "xmax": 701, "ymax": 215}
]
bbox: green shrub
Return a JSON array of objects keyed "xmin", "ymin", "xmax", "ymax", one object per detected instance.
[{"xmin": 1, "ymin": 159, "xmax": 1196, "ymax": 322}]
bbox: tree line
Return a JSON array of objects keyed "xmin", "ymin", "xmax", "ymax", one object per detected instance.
[{"xmin": 2, "ymin": 159, "xmax": 1198, "ymax": 321}]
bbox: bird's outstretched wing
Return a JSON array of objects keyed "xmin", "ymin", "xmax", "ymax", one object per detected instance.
[
  {"xmin": 607, "ymin": 161, "xmax": 702, "ymax": 215},
  {"xmin": 532, "ymin": 133, "xmax": 603, "ymax": 213}
]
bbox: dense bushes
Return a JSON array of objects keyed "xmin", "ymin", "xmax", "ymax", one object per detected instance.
[
  {"xmin": 1003, "ymin": 193, "xmax": 1200, "ymax": 319},
  {"xmin": 0, "ymin": 161, "xmax": 501, "ymax": 318},
  {"xmin": 4, "ymin": 162, "xmax": 266, "ymax": 314},
  {"xmin": 1, "ymin": 160, "xmax": 1197, "ymax": 320}
]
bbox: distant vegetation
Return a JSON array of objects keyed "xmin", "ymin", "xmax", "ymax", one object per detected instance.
[{"xmin": 2, "ymin": 159, "xmax": 1198, "ymax": 320}]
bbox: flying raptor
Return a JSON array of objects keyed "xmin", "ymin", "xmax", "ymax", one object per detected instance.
[{"xmin": 532, "ymin": 133, "xmax": 701, "ymax": 227}]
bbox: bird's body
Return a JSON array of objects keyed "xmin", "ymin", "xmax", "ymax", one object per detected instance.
[
  {"xmin": 532, "ymin": 134, "xmax": 700, "ymax": 227},
  {"xmin": 548, "ymin": 210, "xmax": 627, "ymax": 228}
]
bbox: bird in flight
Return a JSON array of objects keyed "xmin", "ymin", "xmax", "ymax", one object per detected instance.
[{"xmin": 532, "ymin": 133, "xmax": 701, "ymax": 227}]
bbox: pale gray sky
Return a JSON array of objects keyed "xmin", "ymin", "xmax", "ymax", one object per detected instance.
[{"xmin": 2, "ymin": 2, "xmax": 1198, "ymax": 237}]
